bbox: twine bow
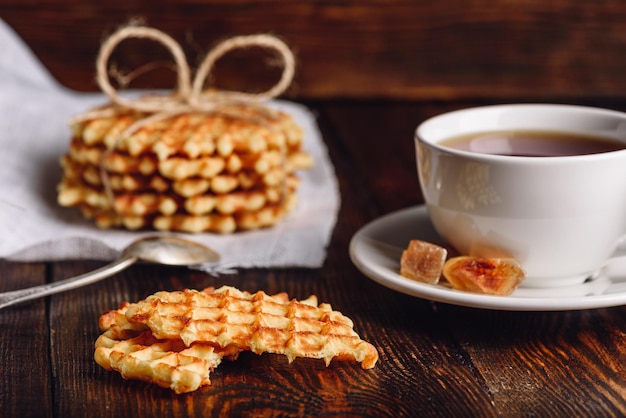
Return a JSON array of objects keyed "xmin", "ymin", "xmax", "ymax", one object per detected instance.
[
  {"xmin": 94, "ymin": 25, "xmax": 295, "ymax": 117},
  {"xmin": 73, "ymin": 25, "xmax": 296, "ymax": 216}
]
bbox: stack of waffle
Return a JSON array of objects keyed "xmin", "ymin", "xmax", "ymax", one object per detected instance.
[
  {"xmin": 95, "ymin": 286, "xmax": 379, "ymax": 393},
  {"xmin": 58, "ymin": 105, "xmax": 313, "ymax": 233}
]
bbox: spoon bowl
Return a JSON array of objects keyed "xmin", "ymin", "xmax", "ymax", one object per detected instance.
[
  {"xmin": 0, "ymin": 235, "xmax": 220, "ymax": 310},
  {"xmin": 122, "ymin": 235, "xmax": 220, "ymax": 265}
]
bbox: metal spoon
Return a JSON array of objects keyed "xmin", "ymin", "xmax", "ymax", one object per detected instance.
[{"xmin": 0, "ymin": 235, "xmax": 220, "ymax": 310}]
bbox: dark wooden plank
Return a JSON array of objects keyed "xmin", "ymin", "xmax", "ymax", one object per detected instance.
[
  {"xmin": 3, "ymin": 1, "xmax": 626, "ymax": 100},
  {"xmin": 0, "ymin": 261, "xmax": 52, "ymax": 418},
  {"xmin": 314, "ymin": 100, "xmax": 431, "ymax": 215},
  {"xmin": 438, "ymin": 305, "xmax": 626, "ymax": 416}
]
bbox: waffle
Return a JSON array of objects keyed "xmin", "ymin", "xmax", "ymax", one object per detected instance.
[
  {"xmin": 59, "ymin": 175, "xmax": 299, "ymax": 215},
  {"xmin": 65, "ymin": 187, "xmax": 297, "ymax": 233},
  {"xmin": 95, "ymin": 286, "xmax": 378, "ymax": 393},
  {"xmin": 58, "ymin": 105, "xmax": 313, "ymax": 233},
  {"xmin": 95, "ymin": 302, "xmax": 238, "ymax": 394},
  {"xmin": 124, "ymin": 286, "xmax": 379, "ymax": 369}
]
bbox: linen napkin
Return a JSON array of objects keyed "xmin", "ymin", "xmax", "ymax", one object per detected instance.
[{"xmin": 0, "ymin": 19, "xmax": 340, "ymax": 270}]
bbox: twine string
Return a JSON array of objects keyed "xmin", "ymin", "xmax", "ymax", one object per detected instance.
[
  {"xmin": 189, "ymin": 34, "xmax": 296, "ymax": 108},
  {"xmin": 96, "ymin": 26, "xmax": 192, "ymax": 113},
  {"xmin": 93, "ymin": 25, "xmax": 295, "ymax": 116}
]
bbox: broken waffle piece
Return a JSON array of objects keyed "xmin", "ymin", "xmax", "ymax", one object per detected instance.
[
  {"xmin": 124, "ymin": 286, "xmax": 379, "ymax": 369},
  {"xmin": 94, "ymin": 301, "xmax": 240, "ymax": 394},
  {"xmin": 400, "ymin": 240, "xmax": 448, "ymax": 284},
  {"xmin": 442, "ymin": 256, "xmax": 526, "ymax": 295},
  {"xmin": 94, "ymin": 286, "xmax": 378, "ymax": 394},
  {"xmin": 96, "ymin": 331, "xmax": 225, "ymax": 394}
]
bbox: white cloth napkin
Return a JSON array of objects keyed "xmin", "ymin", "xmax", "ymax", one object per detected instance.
[{"xmin": 0, "ymin": 19, "xmax": 340, "ymax": 270}]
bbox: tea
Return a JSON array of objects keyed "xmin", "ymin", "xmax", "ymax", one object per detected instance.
[{"xmin": 440, "ymin": 130, "xmax": 626, "ymax": 157}]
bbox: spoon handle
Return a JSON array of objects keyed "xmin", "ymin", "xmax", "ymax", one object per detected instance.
[{"xmin": 0, "ymin": 255, "xmax": 137, "ymax": 310}]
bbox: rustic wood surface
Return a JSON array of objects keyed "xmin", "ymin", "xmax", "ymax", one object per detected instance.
[
  {"xmin": 1, "ymin": 6, "xmax": 626, "ymax": 417},
  {"xmin": 2, "ymin": 1, "xmax": 626, "ymax": 100},
  {"xmin": 1, "ymin": 100, "xmax": 626, "ymax": 417}
]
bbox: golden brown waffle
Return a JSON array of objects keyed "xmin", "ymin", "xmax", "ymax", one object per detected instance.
[
  {"xmin": 75, "ymin": 110, "xmax": 304, "ymax": 158},
  {"xmin": 97, "ymin": 332, "xmax": 223, "ymax": 394},
  {"xmin": 95, "ymin": 302, "xmax": 238, "ymax": 394},
  {"xmin": 59, "ymin": 176, "xmax": 299, "ymax": 215},
  {"xmin": 63, "ymin": 186, "xmax": 298, "ymax": 233},
  {"xmin": 95, "ymin": 286, "xmax": 378, "ymax": 394},
  {"xmin": 58, "ymin": 105, "xmax": 313, "ymax": 233},
  {"xmin": 125, "ymin": 286, "xmax": 379, "ymax": 369}
]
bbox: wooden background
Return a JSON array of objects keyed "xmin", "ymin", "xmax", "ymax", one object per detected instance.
[{"xmin": 2, "ymin": 0, "xmax": 626, "ymax": 100}]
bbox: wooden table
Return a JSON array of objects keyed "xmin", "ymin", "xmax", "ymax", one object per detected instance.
[
  {"xmin": 1, "ymin": 100, "xmax": 625, "ymax": 417},
  {"xmin": 2, "ymin": 1, "xmax": 626, "ymax": 414}
]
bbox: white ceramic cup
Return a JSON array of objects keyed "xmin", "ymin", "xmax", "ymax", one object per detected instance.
[{"xmin": 415, "ymin": 104, "xmax": 626, "ymax": 288}]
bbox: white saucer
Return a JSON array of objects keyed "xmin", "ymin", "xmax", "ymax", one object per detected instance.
[{"xmin": 349, "ymin": 205, "xmax": 626, "ymax": 311}]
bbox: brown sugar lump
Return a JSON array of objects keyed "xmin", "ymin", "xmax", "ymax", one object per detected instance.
[
  {"xmin": 400, "ymin": 240, "xmax": 448, "ymax": 284},
  {"xmin": 57, "ymin": 107, "xmax": 313, "ymax": 233},
  {"xmin": 442, "ymin": 256, "xmax": 526, "ymax": 296}
]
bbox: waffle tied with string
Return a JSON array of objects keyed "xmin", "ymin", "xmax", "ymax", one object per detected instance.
[{"xmin": 58, "ymin": 106, "xmax": 313, "ymax": 233}]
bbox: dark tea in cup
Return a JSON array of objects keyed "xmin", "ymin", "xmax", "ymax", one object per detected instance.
[{"xmin": 439, "ymin": 130, "xmax": 626, "ymax": 157}]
